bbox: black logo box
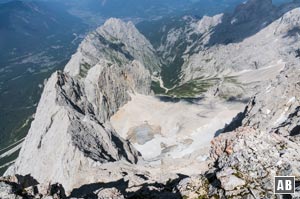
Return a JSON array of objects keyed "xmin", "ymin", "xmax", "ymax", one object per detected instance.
[{"xmin": 274, "ymin": 176, "xmax": 295, "ymax": 194}]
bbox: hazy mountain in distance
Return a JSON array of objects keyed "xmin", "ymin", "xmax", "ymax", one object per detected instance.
[
  {"xmin": 3, "ymin": 0, "xmax": 248, "ymax": 27},
  {"xmin": 0, "ymin": 0, "xmax": 86, "ymax": 60},
  {"xmin": 1, "ymin": 0, "xmax": 291, "ymax": 28}
]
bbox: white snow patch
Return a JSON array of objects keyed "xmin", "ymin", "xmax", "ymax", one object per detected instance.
[
  {"xmin": 287, "ymin": 97, "xmax": 296, "ymax": 105},
  {"xmin": 111, "ymin": 94, "xmax": 245, "ymax": 174}
]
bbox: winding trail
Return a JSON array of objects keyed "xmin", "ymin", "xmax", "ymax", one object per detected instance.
[
  {"xmin": 0, "ymin": 138, "xmax": 24, "ymax": 154},
  {"xmin": 152, "ymin": 76, "xmax": 176, "ymax": 93},
  {"xmin": 0, "ymin": 142, "xmax": 23, "ymax": 159},
  {"xmin": 0, "ymin": 160, "xmax": 15, "ymax": 169}
]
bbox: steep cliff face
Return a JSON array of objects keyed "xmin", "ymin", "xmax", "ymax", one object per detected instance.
[
  {"xmin": 5, "ymin": 18, "xmax": 156, "ymax": 193},
  {"xmin": 64, "ymin": 18, "xmax": 160, "ymax": 77},
  {"xmin": 84, "ymin": 59, "xmax": 152, "ymax": 123},
  {"xmin": 62, "ymin": 19, "xmax": 156, "ymax": 121},
  {"xmin": 5, "ymin": 71, "xmax": 141, "ymax": 192},
  {"xmin": 231, "ymin": 0, "xmax": 274, "ymax": 23},
  {"xmin": 180, "ymin": 5, "xmax": 300, "ymax": 83}
]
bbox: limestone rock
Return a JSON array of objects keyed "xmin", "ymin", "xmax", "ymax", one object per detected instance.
[
  {"xmin": 0, "ymin": 182, "xmax": 18, "ymax": 199},
  {"xmin": 225, "ymin": 66, "xmax": 300, "ymax": 137},
  {"xmin": 96, "ymin": 188, "xmax": 125, "ymax": 199},
  {"xmin": 181, "ymin": 6, "xmax": 300, "ymax": 83},
  {"xmin": 217, "ymin": 170, "xmax": 246, "ymax": 191},
  {"xmin": 65, "ymin": 18, "xmax": 160, "ymax": 77},
  {"xmin": 5, "ymin": 72, "xmax": 140, "ymax": 193},
  {"xmin": 177, "ymin": 175, "xmax": 210, "ymax": 199},
  {"xmin": 84, "ymin": 59, "xmax": 152, "ymax": 123},
  {"xmin": 5, "ymin": 18, "xmax": 159, "ymax": 194},
  {"xmin": 0, "ymin": 175, "xmax": 67, "ymax": 199},
  {"xmin": 176, "ymin": 65, "xmax": 300, "ymax": 198}
]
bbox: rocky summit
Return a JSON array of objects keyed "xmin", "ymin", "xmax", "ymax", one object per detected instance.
[{"xmin": 2, "ymin": 0, "xmax": 300, "ymax": 198}]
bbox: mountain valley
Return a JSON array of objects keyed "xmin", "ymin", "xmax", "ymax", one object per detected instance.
[
  {"xmin": 0, "ymin": 0, "xmax": 250, "ymax": 175},
  {"xmin": 1, "ymin": 0, "xmax": 300, "ymax": 198}
]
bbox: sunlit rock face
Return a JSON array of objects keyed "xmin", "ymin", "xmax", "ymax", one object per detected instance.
[
  {"xmin": 64, "ymin": 18, "xmax": 160, "ymax": 77},
  {"xmin": 5, "ymin": 18, "xmax": 158, "ymax": 193},
  {"xmin": 4, "ymin": 0, "xmax": 300, "ymax": 198}
]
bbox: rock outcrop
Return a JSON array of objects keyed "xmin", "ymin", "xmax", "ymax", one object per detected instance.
[
  {"xmin": 64, "ymin": 18, "xmax": 160, "ymax": 77},
  {"xmin": 0, "ymin": 175, "xmax": 66, "ymax": 199},
  {"xmin": 230, "ymin": 65, "xmax": 300, "ymax": 137},
  {"xmin": 177, "ymin": 66, "xmax": 300, "ymax": 198},
  {"xmin": 5, "ymin": 18, "xmax": 158, "ymax": 194},
  {"xmin": 5, "ymin": 71, "xmax": 141, "ymax": 192},
  {"xmin": 181, "ymin": 4, "xmax": 300, "ymax": 83},
  {"xmin": 84, "ymin": 59, "xmax": 152, "ymax": 123}
]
